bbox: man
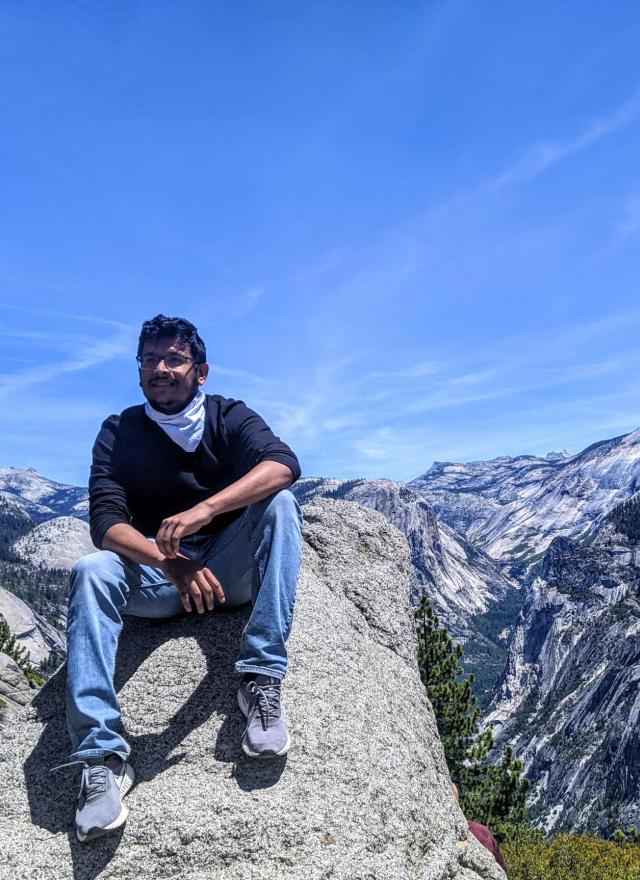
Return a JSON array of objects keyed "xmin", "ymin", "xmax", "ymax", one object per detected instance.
[{"xmin": 56, "ymin": 314, "xmax": 303, "ymax": 843}]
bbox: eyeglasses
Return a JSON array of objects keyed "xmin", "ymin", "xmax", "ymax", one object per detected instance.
[{"xmin": 136, "ymin": 354, "xmax": 199, "ymax": 371}]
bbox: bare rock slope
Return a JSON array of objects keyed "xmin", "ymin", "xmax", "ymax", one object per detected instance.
[
  {"xmin": 0, "ymin": 652, "xmax": 34, "ymax": 722},
  {"xmin": 0, "ymin": 499, "xmax": 503, "ymax": 880},
  {"xmin": 0, "ymin": 585, "xmax": 65, "ymax": 666},
  {"xmin": 294, "ymin": 478, "xmax": 520, "ymax": 704}
]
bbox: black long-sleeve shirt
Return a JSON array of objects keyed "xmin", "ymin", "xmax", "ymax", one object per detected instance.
[{"xmin": 89, "ymin": 394, "xmax": 301, "ymax": 548}]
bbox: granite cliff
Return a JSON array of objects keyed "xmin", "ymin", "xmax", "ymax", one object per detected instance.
[{"xmin": 486, "ymin": 492, "xmax": 640, "ymax": 835}]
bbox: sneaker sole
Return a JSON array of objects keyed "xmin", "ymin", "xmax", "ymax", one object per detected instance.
[
  {"xmin": 76, "ymin": 763, "xmax": 136, "ymax": 844},
  {"xmin": 242, "ymin": 731, "xmax": 291, "ymax": 758}
]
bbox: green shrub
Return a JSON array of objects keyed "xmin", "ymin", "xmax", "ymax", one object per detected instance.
[{"xmin": 503, "ymin": 833, "xmax": 640, "ymax": 880}]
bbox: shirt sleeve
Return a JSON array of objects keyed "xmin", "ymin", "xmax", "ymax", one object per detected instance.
[
  {"xmin": 89, "ymin": 414, "xmax": 132, "ymax": 548},
  {"xmin": 222, "ymin": 399, "xmax": 301, "ymax": 483}
]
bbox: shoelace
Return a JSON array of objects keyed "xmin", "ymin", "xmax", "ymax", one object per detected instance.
[
  {"xmin": 82, "ymin": 765, "xmax": 109, "ymax": 803},
  {"xmin": 50, "ymin": 758, "xmax": 113, "ymax": 803},
  {"xmin": 248, "ymin": 680, "xmax": 281, "ymax": 730}
]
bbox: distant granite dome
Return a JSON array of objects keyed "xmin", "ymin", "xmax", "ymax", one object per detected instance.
[
  {"xmin": 0, "ymin": 499, "xmax": 504, "ymax": 880},
  {"xmin": 12, "ymin": 516, "xmax": 95, "ymax": 571}
]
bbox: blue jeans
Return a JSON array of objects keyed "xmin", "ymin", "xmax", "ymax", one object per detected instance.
[{"xmin": 65, "ymin": 490, "xmax": 303, "ymax": 762}]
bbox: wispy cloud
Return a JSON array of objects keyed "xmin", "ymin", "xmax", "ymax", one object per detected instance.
[
  {"xmin": 617, "ymin": 195, "xmax": 640, "ymax": 239},
  {"xmin": 271, "ymin": 306, "xmax": 640, "ymax": 480},
  {"xmin": 368, "ymin": 360, "xmax": 446, "ymax": 380},
  {"xmin": 212, "ymin": 363, "xmax": 269, "ymax": 384},
  {"xmin": 0, "ymin": 326, "xmax": 136, "ymax": 399},
  {"xmin": 0, "ymin": 302, "xmax": 132, "ymax": 330},
  {"xmin": 604, "ymin": 193, "xmax": 640, "ymax": 257},
  {"xmin": 490, "ymin": 90, "xmax": 640, "ymax": 189}
]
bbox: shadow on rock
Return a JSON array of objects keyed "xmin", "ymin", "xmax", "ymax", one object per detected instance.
[
  {"xmin": 67, "ymin": 827, "xmax": 126, "ymax": 880},
  {"xmin": 22, "ymin": 604, "xmax": 286, "ymax": 878},
  {"xmin": 231, "ymin": 753, "xmax": 288, "ymax": 790}
]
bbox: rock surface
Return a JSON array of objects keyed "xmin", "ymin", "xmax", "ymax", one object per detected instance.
[
  {"xmin": 0, "ymin": 651, "xmax": 34, "ymax": 722},
  {"xmin": 0, "ymin": 499, "xmax": 505, "ymax": 880}
]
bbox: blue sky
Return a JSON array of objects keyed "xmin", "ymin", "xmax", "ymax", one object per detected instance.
[{"xmin": 1, "ymin": 1, "xmax": 640, "ymax": 486}]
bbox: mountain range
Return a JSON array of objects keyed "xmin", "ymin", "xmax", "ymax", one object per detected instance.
[
  {"xmin": 410, "ymin": 430, "xmax": 640, "ymax": 567},
  {"xmin": 2, "ymin": 428, "xmax": 640, "ymax": 833}
]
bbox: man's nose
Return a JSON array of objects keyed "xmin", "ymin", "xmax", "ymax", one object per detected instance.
[{"xmin": 153, "ymin": 358, "xmax": 170, "ymax": 373}]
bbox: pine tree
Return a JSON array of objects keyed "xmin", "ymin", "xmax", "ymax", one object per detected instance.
[
  {"xmin": 462, "ymin": 745, "xmax": 530, "ymax": 832},
  {"xmin": 415, "ymin": 594, "xmax": 530, "ymax": 831},
  {"xmin": 415, "ymin": 595, "xmax": 493, "ymax": 780}
]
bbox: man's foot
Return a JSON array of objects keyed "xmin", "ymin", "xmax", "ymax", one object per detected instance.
[
  {"xmin": 75, "ymin": 755, "xmax": 135, "ymax": 843},
  {"xmin": 237, "ymin": 674, "xmax": 290, "ymax": 758}
]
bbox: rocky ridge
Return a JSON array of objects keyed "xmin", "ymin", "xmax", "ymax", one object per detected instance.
[
  {"xmin": 0, "ymin": 467, "xmax": 88, "ymax": 522},
  {"xmin": 0, "ymin": 499, "xmax": 504, "ymax": 880},
  {"xmin": 0, "ymin": 585, "xmax": 65, "ymax": 666},
  {"xmin": 410, "ymin": 429, "xmax": 640, "ymax": 565}
]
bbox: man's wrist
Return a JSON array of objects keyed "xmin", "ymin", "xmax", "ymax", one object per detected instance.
[
  {"xmin": 156, "ymin": 555, "xmax": 169, "ymax": 570},
  {"xmin": 201, "ymin": 495, "xmax": 222, "ymax": 518}
]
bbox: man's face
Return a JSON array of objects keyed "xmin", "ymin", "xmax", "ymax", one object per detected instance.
[{"xmin": 138, "ymin": 335, "xmax": 209, "ymax": 414}]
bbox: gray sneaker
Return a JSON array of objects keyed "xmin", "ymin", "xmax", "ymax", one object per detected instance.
[
  {"xmin": 237, "ymin": 674, "xmax": 290, "ymax": 758},
  {"xmin": 51, "ymin": 754, "xmax": 135, "ymax": 843}
]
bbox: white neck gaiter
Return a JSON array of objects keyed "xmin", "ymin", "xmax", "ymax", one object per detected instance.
[{"xmin": 144, "ymin": 387, "xmax": 206, "ymax": 452}]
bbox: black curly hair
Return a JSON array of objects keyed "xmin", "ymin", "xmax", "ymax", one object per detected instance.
[{"xmin": 137, "ymin": 314, "xmax": 206, "ymax": 363}]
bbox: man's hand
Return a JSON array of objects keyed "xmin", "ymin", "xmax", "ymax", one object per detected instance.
[
  {"xmin": 160, "ymin": 555, "xmax": 225, "ymax": 614},
  {"xmin": 156, "ymin": 502, "xmax": 213, "ymax": 558}
]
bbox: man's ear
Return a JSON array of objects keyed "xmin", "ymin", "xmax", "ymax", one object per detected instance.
[{"xmin": 196, "ymin": 362, "xmax": 210, "ymax": 385}]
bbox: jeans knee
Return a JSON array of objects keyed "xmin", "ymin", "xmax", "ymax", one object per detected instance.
[
  {"xmin": 69, "ymin": 551, "xmax": 123, "ymax": 603},
  {"xmin": 262, "ymin": 489, "xmax": 302, "ymax": 529}
]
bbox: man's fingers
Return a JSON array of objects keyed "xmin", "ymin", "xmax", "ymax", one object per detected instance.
[
  {"xmin": 179, "ymin": 589, "xmax": 192, "ymax": 613},
  {"xmin": 194, "ymin": 571, "xmax": 215, "ymax": 611},
  {"xmin": 157, "ymin": 519, "xmax": 184, "ymax": 558},
  {"xmin": 189, "ymin": 581, "xmax": 205, "ymax": 614},
  {"xmin": 156, "ymin": 521, "xmax": 175, "ymax": 557},
  {"xmin": 171, "ymin": 524, "xmax": 183, "ymax": 558},
  {"xmin": 203, "ymin": 568, "xmax": 225, "ymax": 603}
]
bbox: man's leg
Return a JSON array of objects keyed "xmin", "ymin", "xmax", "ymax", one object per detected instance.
[
  {"xmin": 200, "ymin": 489, "xmax": 303, "ymax": 757},
  {"xmin": 65, "ymin": 551, "xmax": 183, "ymax": 762},
  {"xmin": 200, "ymin": 489, "xmax": 303, "ymax": 680}
]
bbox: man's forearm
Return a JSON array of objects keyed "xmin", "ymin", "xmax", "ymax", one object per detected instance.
[
  {"xmin": 202, "ymin": 460, "xmax": 294, "ymax": 520},
  {"xmin": 102, "ymin": 461, "xmax": 294, "ymax": 564},
  {"xmin": 102, "ymin": 523, "xmax": 167, "ymax": 567}
]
